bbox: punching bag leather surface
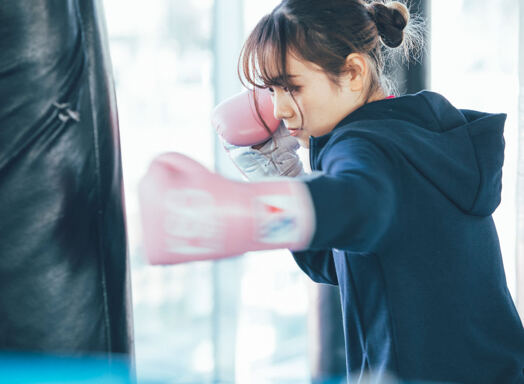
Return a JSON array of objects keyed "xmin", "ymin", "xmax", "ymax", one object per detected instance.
[{"xmin": 0, "ymin": 0, "xmax": 132, "ymax": 354}]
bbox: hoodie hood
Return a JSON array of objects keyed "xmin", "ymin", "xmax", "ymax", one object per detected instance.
[{"xmin": 311, "ymin": 91, "xmax": 506, "ymax": 217}]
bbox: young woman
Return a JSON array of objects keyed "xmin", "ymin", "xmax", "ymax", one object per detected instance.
[
  {"xmin": 139, "ymin": 0, "xmax": 524, "ymax": 381},
  {"xmin": 234, "ymin": 0, "xmax": 524, "ymax": 382}
]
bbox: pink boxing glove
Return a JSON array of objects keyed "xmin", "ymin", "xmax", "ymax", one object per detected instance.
[
  {"xmin": 212, "ymin": 88, "xmax": 305, "ymax": 180},
  {"xmin": 138, "ymin": 152, "xmax": 316, "ymax": 265},
  {"xmin": 211, "ymin": 88, "xmax": 280, "ymax": 146}
]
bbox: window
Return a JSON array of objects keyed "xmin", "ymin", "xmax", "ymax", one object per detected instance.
[{"xmin": 105, "ymin": 1, "xmax": 215, "ymax": 381}]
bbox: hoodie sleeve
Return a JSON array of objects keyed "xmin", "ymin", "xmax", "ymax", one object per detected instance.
[
  {"xmin": 303, "ymin": 135, "xmax": 397, "ymax": 252},
  {"xmin": 291, "ymin": 249, "xmax": 338, "ymax": 285}
]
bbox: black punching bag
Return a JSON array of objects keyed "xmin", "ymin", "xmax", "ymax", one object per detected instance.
[{"xmin": 0, "ymin": 0, "xmax": 132, "ymax": 355}]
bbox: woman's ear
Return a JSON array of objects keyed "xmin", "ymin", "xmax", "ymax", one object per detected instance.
[{"xmin": 344, "ymin": 53, "xmax": 368, "ymax": 92}]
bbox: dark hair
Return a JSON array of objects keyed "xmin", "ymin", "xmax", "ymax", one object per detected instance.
[{"xmin": 238, "ymin": 0, "xmax": 425, "ymax": 130}]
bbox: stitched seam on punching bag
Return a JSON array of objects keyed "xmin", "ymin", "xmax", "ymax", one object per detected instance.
[{"xmin": 74, "ymin": 0, "xmax": 112, "ymax": 353}]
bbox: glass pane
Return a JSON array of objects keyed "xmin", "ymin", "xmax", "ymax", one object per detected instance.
[
  {"xmin": 104, "ymin": 0, "xmax": 215, "ymax": 382},
  {"xmin": 235, "ymin": 251, "xmax": 310, "ymax": 382}
]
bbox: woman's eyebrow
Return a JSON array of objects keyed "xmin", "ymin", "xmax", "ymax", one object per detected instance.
[{"xmin": 268, "ymin": 74, "xmax": 300, "ymax": 84}]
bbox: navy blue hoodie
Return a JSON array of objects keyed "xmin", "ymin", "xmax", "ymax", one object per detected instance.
[{"xmin": 293, "ymin": 91, "xmax": 524, "ymax": 383}]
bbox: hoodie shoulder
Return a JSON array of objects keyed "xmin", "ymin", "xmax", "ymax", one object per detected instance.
[
  {"xmin": 418, "ymin": 91, "xmax": 468, "ymax": 132},
  {"xmin": 318, "ymin": 91, "xmax": 507, "ymax": 217}
]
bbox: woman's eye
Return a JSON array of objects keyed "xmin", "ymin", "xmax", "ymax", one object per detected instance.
[{"xmin": 267, "ymin": 85, "xmax": 301, "ymax": 94}]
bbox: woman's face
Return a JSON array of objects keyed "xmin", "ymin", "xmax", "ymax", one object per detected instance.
[{"xmin": 267, "ymin": 53, "xmax": 372, "ymax": 148}]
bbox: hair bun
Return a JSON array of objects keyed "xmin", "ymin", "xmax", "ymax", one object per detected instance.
[{"xmin": 367, "ymin": 1, "xmax": 409, "ymax": 48}]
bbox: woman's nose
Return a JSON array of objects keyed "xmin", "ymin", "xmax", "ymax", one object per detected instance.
[{"xmin": 273, "ymin": 91, "xmax": 294, "ymax": 120}]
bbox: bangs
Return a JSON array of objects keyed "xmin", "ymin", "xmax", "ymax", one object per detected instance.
[{"xmin": 238, "ymin": 11, "xmax": 298, "ymax": 89}]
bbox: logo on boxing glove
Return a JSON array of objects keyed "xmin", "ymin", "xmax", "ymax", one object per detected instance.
[{"xmin": 255, "ymin": 195, "xmax": 302, "ymax": 244}]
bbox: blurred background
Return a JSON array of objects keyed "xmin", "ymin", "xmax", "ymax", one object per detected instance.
[{"xmin": 101, "ymin": 0, "xmax": 521, "ymax": 382}]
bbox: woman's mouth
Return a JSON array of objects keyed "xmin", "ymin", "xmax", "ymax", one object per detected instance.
[{"xmin": 287, "ymin": 128, "xmax": 302, "ymax": 137}]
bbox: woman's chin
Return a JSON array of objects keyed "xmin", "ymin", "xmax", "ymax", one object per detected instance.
[{"xmin": 297, "ymin": 135, "xmax": 310, "ymax": 148}]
